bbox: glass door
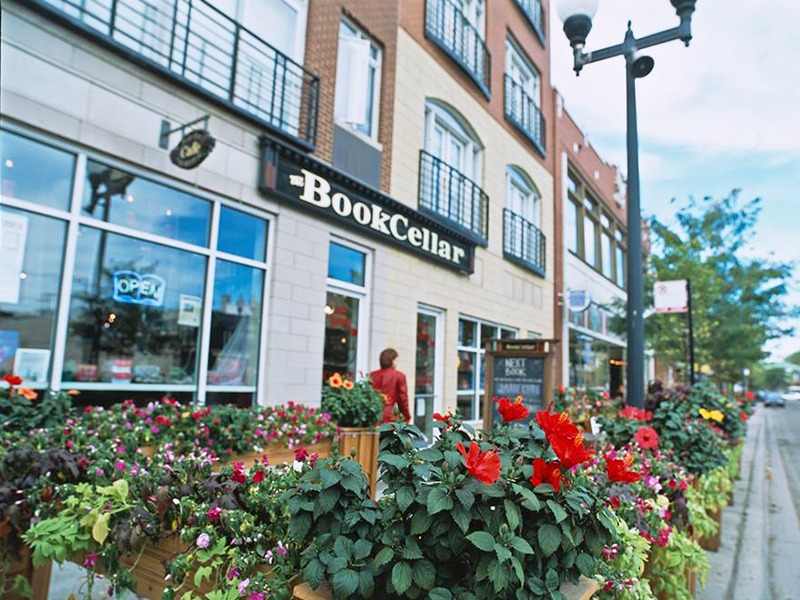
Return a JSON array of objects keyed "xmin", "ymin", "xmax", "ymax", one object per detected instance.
[{"xmin": 414, "ymin": 306, "xmax": 444, "ymax": 441}]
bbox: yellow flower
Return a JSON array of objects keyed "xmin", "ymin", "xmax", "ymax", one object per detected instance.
[
  {"xmin": 182, "ymin": 411, "xmax": 190, "ymax": 419},
  {"xmin": 699, "ymin": 408, "xmax": 711, "ymax": 419},
  {"xmin": 709, "ymin": 410, "xmax": 724, "ymax": 422},
  {"xmin": 342, "ymin": 380, "xmax": 354, "ymax": 390},
  {"xmin": 328, "ymin": 373, "xmax": 343, "ymax": 389}
]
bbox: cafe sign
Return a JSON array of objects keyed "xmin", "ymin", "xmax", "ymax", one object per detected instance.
[
  {"xmin": 259, "ymin": 137, "xmax": 476, "ymax": 273},
  {"xmin": 170, "ymin": 129, "xmax": 216, "ymax": 169}
]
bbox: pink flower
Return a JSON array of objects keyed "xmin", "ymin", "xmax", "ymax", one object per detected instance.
[
  {"xmin": 238, "ymin": 579, "xmax": 250, "ymax": 595},
  {"xmin": 83, "ymin": 552, "xmax": 98, "ymax": 569},
  {"xmin": 276, "ymin": 540, "xmax": 287, "ymax": 556},
  {"xmin": 294, "ymin": 446, "xmax": 309, "ymax": 462},
  {"xmin": 207, "ymin": 507, "xmax": 222, "ymax": 523},
  {"xmin": 248, "ymin": 594, "xmax": 265, "ymax": 600},
  {"xmin": 196, "ymin": 533, "xmax": 211, "ymax": 549},
  {"xmin": 227, "ymin": 566, "xmax": 239, "ymax": 581},
  {"xmin": 114, "ymin": 461, "xmax": 126, "ymax": 473}
]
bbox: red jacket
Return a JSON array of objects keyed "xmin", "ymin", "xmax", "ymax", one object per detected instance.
[{"xmin": 370, "ymin": 367, "xmax": 410, "ymax": 423}]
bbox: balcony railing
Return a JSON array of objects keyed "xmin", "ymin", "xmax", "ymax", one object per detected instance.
[
  {"xmin": 504, "ymin": 209, "xmax": 546, "ymax": 276},
  {"xmin": 512, "ymin": 0, "xmax": 546, "ymax": 46},
  {"xmin": 30, "ymin": 0, "xmax": 320, "ymax": 148},
  {"xmin": 504, "ymin": 75, "xmax": 546, "ymax": 156},
  {"xmin": 424, "ymin": 0, "xmax": 491, "ymax": 99},
  {"xmin": 418, "ymin": 150, "xmax": 489, "ymax": 243}
]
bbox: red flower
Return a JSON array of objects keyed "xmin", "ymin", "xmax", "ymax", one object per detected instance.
[
  {"xmin": 155, "ymin": 415, "xmax": 172, "ymax": 426},
  {"xmin": 494, "ymin": 395, "xmax": 530, "ymax": 423},
  {"xmin": 619, "ymin": 406, "xmax": 653, "ymax": 421},
  {"xmin": 231, "ymin": 462, "xmax": 246, "ymax": 484},
  {"xmin": 536, "ymin": 410, "xmax": 580, "ymax": 442},
  {"xmin": 2, "ymin": 375, "xmax": 22, "ymax": 386},
  {"xmin": 207, "ymin": 507, "xmax": 222, "ymax": 523},
  {"xmin": 252, "ymin": 469, "xmax": 265, "ymax": 484},
  {"xmin": 744, "ymin": 391, "xmax": 755, "ymax": 401},
  {"xmin": 634, "ymin": 426, "xmax": 659, "ymax": 450},
  {"xmin": 608, "ymin": 496, "xmax": 621, "ymax": 509},
  {"xmin": 456, "ymin": 441, "xmax": 501, "ymax": 485},
  {"xmin": 294, "ymin": 446, "xmax": 309, "ymax": 462},
  {"xmin": 433, "ymin": 412, "xmax": 453, "ymax": 426},
  {"xmin": 83, "ymin": 406, "xmax": 93, "ymax": 414},
  {"xmin": 530, "ymin": 457, "xmax": 563, "ymax": 492},
  {"xmin": 550, "ymin": 434, "xmax": 593, "ymax": 470},
  {"xmin": 739, "ymin": 412, "xmax": 748, "ymax": 422},
  {"xmin": 605, "ymin": 455, "xmax": 641, "ymax": 483}
]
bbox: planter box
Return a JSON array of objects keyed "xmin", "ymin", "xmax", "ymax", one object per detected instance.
[
  {"xmin": 3, "ymin": 547, "xmax": 52, "ymax": 600},
  {"xmin": 339, "ymin": 427, "xmax": 380, "ymax": 496},
  {"xmin": 211, "ymin": 439, "xmax": 334, "ymax": 472},
  {"xmin": 698, "ymin": 507, "xmax": 722, "ymax": 552},
  {"xmin": 294, "ymin": 577, "xmax": 599, "ymax": 600}
]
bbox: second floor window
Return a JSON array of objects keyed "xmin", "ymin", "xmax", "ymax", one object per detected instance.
[
  {"xmin": 506, "ymin": 38, "xmax": 540, "ymax": 108},
  {"xmin": 424, "ymin": 101, "xmax": 482, "ymax": 184},
  {"xmin": 334, "ymin": 19, "xmax": 382, "ymax": 141},
  {"xmin": 218, "ymin": 0, "xmax": 308, "ymax": 63}
]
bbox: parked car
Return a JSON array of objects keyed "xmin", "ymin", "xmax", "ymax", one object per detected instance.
[
  {"xmin": 781, "ymin": 390, "xmax": 800, "ymax": 402},
  {"xmin": 763, "ymin": 392, "xmax": 786, "ymax": 407}
]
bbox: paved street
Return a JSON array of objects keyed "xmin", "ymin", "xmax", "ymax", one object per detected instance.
[{"xmin": 698, "ymin": 402, "xmax": 800, "ymax": 600}]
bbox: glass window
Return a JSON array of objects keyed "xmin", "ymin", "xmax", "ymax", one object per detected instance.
[
  {"xmin": 0, "ymin": 207, "xmax": 67, "ymax": 383},
  {"xmin": 82, "ymin": 160, "xmax": 211, "ymax": 247},
  {"xmin": 62, "ymin": 227, "xmax": 206, "ymax": 384},
  {"xmin": 328, "ymin": 242, "xmax": 366, "ymax": 285},
  {"xmin": 615, "ymin": 230, "xmax": 624, "ymax": 243},
  {"xmin": 500, "ymin": 328, "xmax": 517, "ymax": 340},
  {"xmin": 218, "ymin": 206, "xmax": 268, "ymax": 261},
  {"xmin": 459, "ymin": 319, "xmax": 476, "ymax": 346},
  {"xmin": 480, "ymin": 324, "xmax": 498, "ymax": 348},
  {"xmin": 601, "ymin": 214, "xmax": 611, "ymax": 229},
  {"xmin": 601, "ymin": 233, "xmax": 613, "ymax": 278},
  {"xmin": 567, "ymin": 174, "xmax": 579, "ymax": 196},
  {"xmin": 566, "ymin": 200, "xmax": 578, "ymax": 253},
  {"xmin": 583, "ymin": 196, "xmax": 595, "ymax": 212},
  {"xmin": 583, "ymin": 216, "xmax": 597, "ymax": 267},
  {"xmin": 616, "ymin": 247, "xmax": 626, "ymax": 288},
  {"xmin": 323, "ymin": 291, "xmax": 359, "ymax": 379},
  {"xmin": 457, "ymin": 350, "xmax": 475, "ymax": 391},
  {"xmin": 334, "ymin": 19, "xmax": 382, "ymax": 140},
  {"xmin": 206, "ymin": 391, "xmax": 255, "ymax": 408},
  {"xmin": 207, "ymin": 260, "xmax": 264, "ymax": 386},
  {"xmin": 1, "ymin": 130, "xmax": 75, "ymax": 211}
]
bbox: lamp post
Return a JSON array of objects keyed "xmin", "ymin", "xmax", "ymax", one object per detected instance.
[{"xmin": 557, "ymin": 0, "xmax": 698, "ymax": 408}]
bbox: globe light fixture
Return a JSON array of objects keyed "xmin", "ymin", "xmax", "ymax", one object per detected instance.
[{"xmin": 556, "ymin": 0, "xmax": 699, "ymax": 408}]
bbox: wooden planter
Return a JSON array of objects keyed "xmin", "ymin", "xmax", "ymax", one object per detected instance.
[
  {"xmin": 698, "ymin": 507, "xmax": 722, "ymax": 552},
  {"xmin": 209, "ymin": 438, "xmax": 334, "ymax": 472},
  {"xmin": 294, "ymin": 577, "xmax": 599, "ymax": 600},
  {"xmin": 339, "ymin": 426, "xmax": 380, "ymax": 495},
  {"xmin": 3, "ymin": 547, "xmax": 52, "ymax": 600}
]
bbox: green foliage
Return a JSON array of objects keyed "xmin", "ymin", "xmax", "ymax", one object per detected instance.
[
  {"xmin": 0, "ymin": 388, "xmax": 73, "ymax": 437},
  {"xmin": 321, "ymin": 376, "xmax": 384, "ymax": 427},
  {"xmin": 595, "ymin": 517, "xmax": 656, "ymax": 600},
  {"xmin": 647, "ymin": 529, "xmax": 709, "ymax": 600},
  {"xmin": 644, "ymin": 192, "xmax": 797, "ymax": 383}
]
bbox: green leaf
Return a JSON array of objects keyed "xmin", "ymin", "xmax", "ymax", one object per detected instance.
[
  {"xmin": 412, "ymin": 559, "xmax": 436, "ymax": 589},
  {"xmin": 380, "ymin": 454, "xmax": 411, "ymax": 469},
  {"xmin": 327, "ymin": 556, "xmax": 348, "ymax": 575},
  {"xmin": 494, "ymin": 543, "xmax": 512, "ymax": 563},
  {"xmin": 354, "ymin": 539, "xmax": 373, "ymax": 560},
  {"xmin": 194, "ymin": 565, "xmax": 212, "ymax": 587},
  {"xmin": 427, "ymin": 487, "xmax": 453, "ymax": 515},
  {"xmin": 538, "ymin": 524, "xmax": 561, "ymax": 557},
  {"xmin": 411, "ymin": 510, "xmax": 433, "ymax": 535},
  {"xmin": 547, "ymin": 500, "xmax": 568, "ymax": 524},
  {"xmin": 455, "ymin": 488, "xmax": 475, "ymax": 509},
  {"xmin": 320, "ymin": 467, "xmax": 342, "ymax": 488},
  {"xmin": 397, "ymin": 486, "xmax": 415, "ymax": 511},
  {"xmin": 504, "ymin": 499, "xmax": 521, "ymax": 530},
  {"xmin": 332, "ymin": 569, "xmax": 359, "ymax": 597},
  {"xmin": 112, "ymin": 479, "xmax": 129, "ymax": 501},
  {"xmin": 466, "ymin": 531, "xmax": 495, "ymax": 552},
  {"xmin": 334, "ymin": 536, "xmax": 355, "ymax": 560},
  {"xmin": 417, "ymin": 448, "xmax": 443, "ymax": 461},
  {"xmin": 451, "ymin": 504, "xmax": 471, "ymax": 534},
  {"xmin": 510, "ymin": 536, "xmax": 534, "ymax": 555},
  {"xmin": 340, "ymin": 475, "xmax": 362, "ymax": 495},
  {"xmin": 10, "ymin": 575, "xmax": 32, "ymax": 598},
  {"xmin": 304, "ymin": 559, "xmax": 326, "ymax": 588},
  {"xmin": 545, "ymin": 568, "xmax": 560, "ymax": 591},
  {"xmin": 318, "ymin": 487, "xmax": 341, "ymax": 513},
  {"xmin": 291, "ymin": 513, "xmax": 311, "ymax": 541},
  {"xmin": 576, "ymin": 553, "xmax": 595, "ymax": 577},
  {"xmin": 443, "ymin": 450, "xmax": 462, "ymax": 468},
  {"xmin": 509, "ymin": 555, "xmax": 525, "ymax": 584},
  {"xmin": 402, "ymin": 538, "xmax": 423, "ymax": 560},
  {"xmin": 429, "ymin": 588, "xmax": 453, "ymax": 600},
  {"xmin": 92, "ymin": 513, "xmax": 109, "ymax": 544},
  {"xmin": 358, "ymin": 570, "xmax": 375, "ymax": 597},
  {"xmin": 392, "ymin": 562, "xmax": 413, "ymax": 595},
  {"xmin": 372, "ymin": 546, "xmax": 394, "ymax": 570}
]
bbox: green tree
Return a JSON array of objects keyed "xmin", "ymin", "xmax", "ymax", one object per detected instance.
[
  {"xmin": 644, "ymin": 191, "xmax": 797, "ymax": 385},
  {"xmin": 786, "ymin": 350, "xmax": 800, "ymax": 366}
]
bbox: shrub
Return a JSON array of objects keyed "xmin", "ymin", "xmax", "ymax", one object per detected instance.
[{"xmin": 321, "ymin": 374, "xmax": 383, "ymax": 428}]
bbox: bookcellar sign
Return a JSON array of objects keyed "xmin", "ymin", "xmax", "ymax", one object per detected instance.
[{"xmin": 259, "ymin": 137, "xmax": 476, "ymax": 273}]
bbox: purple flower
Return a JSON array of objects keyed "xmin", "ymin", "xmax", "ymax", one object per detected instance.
[
  {"xmin": 276, "ymin": 540, "xmax": 287, "ymax": 556},
  {"xmin": 196, "ymin": 533, "xmax": 211, "ymax": 549},
  {"xmin": 151, "ymin": 426, "xmax": 160, "ymax": 434},
  {"xmin": 114, "ymin": 461, "xmax": 126, "ymax": 473},
  {"xmin": 248, "ymin": 593, "xmax": 265, "ymax": 600},
  {"xmin": 227, "ymin": 566, "xmax": 239, "ymax": 581},
  {"xmin": 238, "ymin": 579, "xmax": 250, "ymax": 595},
  {"xmin": 95, "ymin": 467, "xmax": 104, "ymax": 477},
  {"xmin": 265, "ymin": 550, "xmax": 274, "ymax": 564},
  {"xmin": 83, "ymin": 552, "xmax": 98, "ymax": 569}
]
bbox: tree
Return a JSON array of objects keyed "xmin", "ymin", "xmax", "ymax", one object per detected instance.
[
  {"xmin": 644, "ymin": 191, "xmax": 797, "ymax": 385},
  {"xmin": 786, "ymin": 351, "xmax": 800, "ymax": 366}
]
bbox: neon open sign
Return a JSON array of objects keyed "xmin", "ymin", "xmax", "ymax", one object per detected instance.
[{"xmin": 112, "ymin": 270, "xmax": 166, "ymax": 306}]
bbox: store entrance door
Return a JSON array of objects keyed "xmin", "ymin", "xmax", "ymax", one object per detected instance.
[{"xmin": 414, "ymin": 306, "xmax": 444, "ymax": 441}]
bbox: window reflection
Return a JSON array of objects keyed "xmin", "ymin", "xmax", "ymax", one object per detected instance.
[
  {"xmin": 82, "ymin": 160, "xmax": 211, "ymax": 247},
  {"xmin": 63, "ymin": 227, "xmax": 205, "ymax": 384},
  {"xmin": 207, "ymin": 260, "xmax": 263, "ymax": 386},
  {"xmin": 218, "ymin": 206, "xmax": 267, "ymax": 261},
  {"xmin": 328, "ymin": 242, "xmax": 366, "ymax": 285},
  {"xmin": 323, "ymin": 292, "xmax": 359, "ymax": 380}
]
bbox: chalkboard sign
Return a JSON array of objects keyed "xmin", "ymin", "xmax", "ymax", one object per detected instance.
[{"xmin": 484, "ymin": 339, "xmax": 554, "ymax": 427}]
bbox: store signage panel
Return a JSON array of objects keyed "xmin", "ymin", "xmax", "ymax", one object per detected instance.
[
  {"xmin": 112, "ymin": 270, "xmax": 166, "ymax": 306},
  {"xmin": 170, "ymin": 129, "xmax": 216, "ymax": 169},
  {"xmin": 654, "ymin": 280, "xmax": 688, "ymax": 313},
  {"xmin": 260, "ymin": 138, "xmax": 475, "ymax": 273}
]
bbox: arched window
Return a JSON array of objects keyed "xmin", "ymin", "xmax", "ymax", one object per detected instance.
[
  {"xmin": 506, "ymin": 165, "xmax": 540, "ymax": 227},
  {"xmin": 504, "ymin": 166, "xmax": 545, "ymax": 275},
  {"xmin": 424, "ymin": 100, "xmax": 483, "ymax": 182}
]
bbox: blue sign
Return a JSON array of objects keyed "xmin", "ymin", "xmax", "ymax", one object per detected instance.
[{"xmin": 112, "ymin": 270, "xmax": 166, "ymax": 306}]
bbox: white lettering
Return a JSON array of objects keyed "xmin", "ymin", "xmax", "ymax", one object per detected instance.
[
  {"xmin": 421, "ymin": 228, "xmax": 430, "ymax": 252},
  {"xmin": 389, "ymin": 214, "xmax": 408, "ymax": 241},
  {"xmin": 452, "ymin": 246, "xmax": 466, "ymax": 265},
  {"xmin": 437, "ymin": 239, "xmax": 452, "ymax": 260},
  {"xmin": 353, "ymin": 202, "xmax": 371, "ymax": 225},
  {"xmin": 299, "ymin": 169, "xmax": 331, "ymax": 208},
  {"xmin": 370, "ymin": 205, "xmax": 392, "ymax": 235},
  {"xmin": 331, "ymin": 192, "xmax": 352, "ymax": 217},
  {"xmin": 430, "ymin": 231, "xmax": 439, "ymax": 255},
  {"xmin": 408, "ymin": 227, "xmax": 423, "ymax": 247}
]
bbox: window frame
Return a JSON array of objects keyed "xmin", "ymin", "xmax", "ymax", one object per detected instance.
[
  {"xmin": 424, "ymin": 100, "xmax": 483, "ymax": 183},
  {"xmin": 224, "ymin": 0, "xmax": 309, "ymax": 64},
  {"xmin": 506, "ymin": 166, "xmax": 541, "ymax": 228},
  {"xmin": 505, "ymin": 36, "xmax": 541, "ymax": 107},
  {"xmin": 0, "ymin": 124, "xmax": 274, "ymax": 405}
]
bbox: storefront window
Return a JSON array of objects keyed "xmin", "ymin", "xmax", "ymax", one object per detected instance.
[
  {"xmin": 207, "ymin": 260, "xmax": 264, "ymax": 386},
  {"xmin": 0, "ymin": 207, "xmax": 67, "ymax": 384},
  {"xmin": 0, "ymin": 131, "xmax": 75, "ymax": 211},
  {"xmin": 218, "ymin": 206, "xmax": 268, "ymax": 260},
  {"xmin": 62, "ymin": 227, "xmax": 205, "ymax": 385},
  {"xmin": 82, "ymin": 160, "xmax": 211, "ymax": 247},
  {"xmin": 569, "ymin": 330, "xmax": 611, "ymax": 391},
  {"xmin": 328, "ymin": 242, "xmax": 366, "ymax": 285},
  {"xmin": 323, "ymin": 291, "xmax": 360, "ymax": 379}
]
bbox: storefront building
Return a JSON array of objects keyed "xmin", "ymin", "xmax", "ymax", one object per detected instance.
[
  {"xmin": 551, "ymin": 91, "xmax": 628, "ymax": 395},
  {"xmin": 1, "ymin": 0, "xmax": 555, "ymax": 428}
]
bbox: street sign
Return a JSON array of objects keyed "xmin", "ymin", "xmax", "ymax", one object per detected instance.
[
  {"xmin": 654, "ymin": 280, "xmax": 688, "ymax": 313},
  {"xmin": 567, "ymin": 288, "xmax": 591, "ymax": 312}
]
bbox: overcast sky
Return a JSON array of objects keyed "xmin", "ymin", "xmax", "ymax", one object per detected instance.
[{"xmin": 549, "ymin": 0, "xmax": 800, "ymax": 362}]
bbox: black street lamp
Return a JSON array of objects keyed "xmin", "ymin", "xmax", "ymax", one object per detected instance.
[{"xmin": 557, "ymin": 0, "xmax": 698, "ymax": 408}]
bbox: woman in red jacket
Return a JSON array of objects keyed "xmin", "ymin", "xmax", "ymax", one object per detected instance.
[{"xmin": 370, "ymin": 348, "xmax": 411, "ymax": 424}]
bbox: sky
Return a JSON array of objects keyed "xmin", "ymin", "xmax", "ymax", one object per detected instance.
[{"xmin": 549, "ymin": 0, "xmax": 800, "ymax": 362}]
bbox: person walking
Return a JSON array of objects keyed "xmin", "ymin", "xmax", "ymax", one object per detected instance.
[{"xmin": 370, "ymin": 348, "xmax": 411, "ymax": 424}]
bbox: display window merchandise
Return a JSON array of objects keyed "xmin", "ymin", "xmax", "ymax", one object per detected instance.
[{"xmin": 0, "ymin": 127, "xmax": 272, "ymax": 405}]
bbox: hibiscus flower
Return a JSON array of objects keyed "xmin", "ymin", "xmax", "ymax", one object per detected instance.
[
  {"xmin": 342, "ymin": 380, "xmax": 354, "ymax": 390},
  {"xmin": 619, "ymin": 406, "xmax": 653, "ymax": 421},
  {"xmin": 634, "ymin": 426, "xmax": 659, "ymax": 450},
  {"xmin": 456, "ymin": 441, "xmax": 501, "ymax": 485},
  {"xmin": 605, "ymin": 454, "xmax": 641, "ymax": 483},
  {"xmin": 739, "ymin": 411, "xmax": 748, "ymax": 422},
  {"xmin": 550, "ymin": 434, "xmax": 593, "ymax": 470},
  {"xmin": 328, "ymin": 373, "xmax": 343, "ymax": 388},
  {"xmin": 2, "ymin": 375, "xmax": 22, "ymax": 386},
  {"xmin": 494, "ymin": 395, "xmax": 530, "ymax": 423},
  {"xmin": 536, "ymin": 409, "xmax": 580, "ymax": 442},
  {"xmin": 530, "ymin": 457, "xmax": 563, "ymax": 492}
]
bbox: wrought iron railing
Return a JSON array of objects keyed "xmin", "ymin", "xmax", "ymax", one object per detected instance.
[
  {"xmin": 504, "ymin": 209, "xmax": 546, "ymax": 276},
  {"xmin": 512, "ymin": 0, "xmax": 546, "ymax": 45},
  {"xmin": 418, "ymin": 150, "xmax": 489, "ymax": 242},
  {"xmin": 424, "ymin": 0, "xmax": 491, "ymax": 98},
  {"xmin": 32, "ymin": 0, "xmax": 319, "ymax": 148},
  {"xmin": 504, "ymin": 75, "xmax": 546, "ymax": 156}
]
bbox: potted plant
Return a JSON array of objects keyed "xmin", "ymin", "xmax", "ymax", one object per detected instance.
[{"xmin": 322, "ymin": 374, "xmax": 384, "ymax": 492}]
